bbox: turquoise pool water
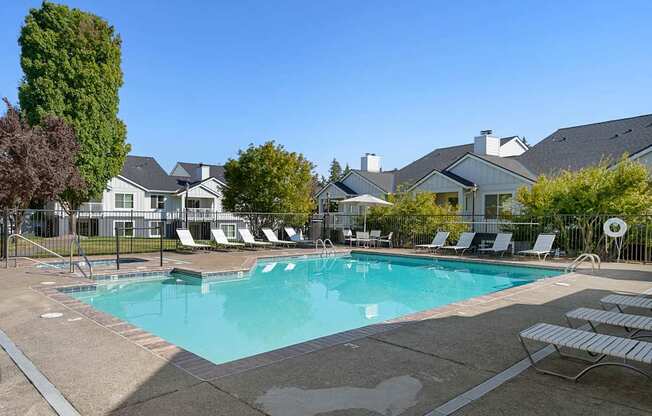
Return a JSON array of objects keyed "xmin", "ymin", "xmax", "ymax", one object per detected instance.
[{"xmin": 71, "ymin": 253, "xmax": 560, "ymax": 365}]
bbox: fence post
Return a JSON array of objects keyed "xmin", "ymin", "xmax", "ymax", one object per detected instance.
[
  {"xmin": 159, "ymin": 222, "xmax": 163, "ymax": 267},
  {"xmin": 2, "ymin": 209, "xmax": 7, "ymax": 267},
  {"xmin": 115, "ymin": 224, "xmax": 120, "ymax": 270},
  {"xmin": 130, "ymin": 210, "xmax": 134, "ymax": 253}
]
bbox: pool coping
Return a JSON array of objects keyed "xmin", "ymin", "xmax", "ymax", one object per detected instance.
[{"xmin": 32, "ymin": 253, "xmax": 575, "ymax": 382}]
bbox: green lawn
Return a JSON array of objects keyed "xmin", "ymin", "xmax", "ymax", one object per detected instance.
[{"xmin": 6, "ymin": 236, "xmax": 181, "ymax": 258}]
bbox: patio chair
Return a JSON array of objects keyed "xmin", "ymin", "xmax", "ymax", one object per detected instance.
[
  {"xmin": 262, "ymin": 228, "xmax": 296, "ymax": 247},
  {"xmin": 477, "ymin": 233, "xmax": 512, "ymax": 256},
  {"xmin": 210, "ymin": 229, "xmax": 245, "ymax": 249},
  {"xmin": 415, "ymin": 231, "xmax": 449, "ymax": 252},
  {"xmin": 343, "ymin": 229, "xmax": 355, "ymax": 246},
  {"xmin": 518, "ymin": 233, "xmax": 556, "ymax": 261},
  {"xmin": 566, "ymin": 307, "xmax": 652, "ymax": 339},
  {"xmin": 519, "ymin": 322, "xmax": 652, "ymax": 381},
  {"xmin": 601, "ymin": 294, "xmax": 652, "ymax": 313},
  {"xmin": 284, "ymin": 227, "xmax": 315, "ymax": 247},
  {"xmin": 356, "ymin": 231, "xmax": 372, "ymax": 247},
  {"xmin": 370, "ymin": 230, "xmax": 381, "ymax": 246},
  {"xmin": 441, "ymin": 232, "xmax": 476, "ymax": 255},
  {"xmin": 377, "ymin": 232, "xmax": 393, "ymax": 248},
  {"xmin": 238, "ymin": 229, "xmax": 273, "ymax": 248},
  {"xmin": 176, "ymin": 229, "xmax": 211, "ymax": 250}
]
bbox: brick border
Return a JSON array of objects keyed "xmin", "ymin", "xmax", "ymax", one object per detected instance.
[{"xmin": 32, "ymin": 255, "xmax": 575, "ymax": 381}]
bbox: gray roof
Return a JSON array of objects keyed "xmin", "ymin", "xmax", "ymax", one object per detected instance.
[
  {"xmin": 517, "ymin": 114, "xmax": 652, "ymax": 176},
  {"xmin": 469, "ymin": 154, "xmax": 537, "ymax": 181},
  {"xmin": 333, "ymin": 181, "xmax": 357, "ymax": 195},
  {"xmin": 351, "ymin": 169, "xmax": 396, "ymax": 193},
  {"xmin": 395, "ymin": 143, "xmax": 474, "ymax": 187},
  {"xmin": 120, "ymin": 156, "xmax": 182, "ymax": 191},
  {"xmin": 174, "ymin": 162, "xmax": 226, "ymax": 183}
]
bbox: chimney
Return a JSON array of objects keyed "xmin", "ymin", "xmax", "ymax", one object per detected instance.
[
  {"xmin": 473, "ymin": 130, "xmax": 501, "ymax": 156},
  {"xmin": 360, "ymin": 153, "xmax": 382, "ymax": 172},
  {"xmin": 196, "ymin": 163, "xmax": 211, "ymax": 180}
]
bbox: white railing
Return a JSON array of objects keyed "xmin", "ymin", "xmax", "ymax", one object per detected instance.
[{"xmin": 565, "ymin": 253, "xmax": 601, "ymax": 273}]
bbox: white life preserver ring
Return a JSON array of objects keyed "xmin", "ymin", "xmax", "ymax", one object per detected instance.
[{"xmin": 603, "ymin": 218, "xmax": 627, "ymax": 238}]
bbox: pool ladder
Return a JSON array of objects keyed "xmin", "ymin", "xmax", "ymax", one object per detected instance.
[
  {"xmin": 565, "ymin": 253, "xmax": 601, "ymax": 273},
  {"xmin": 315, "ymin": 239, "xmax": 336, "ymax": 257}
]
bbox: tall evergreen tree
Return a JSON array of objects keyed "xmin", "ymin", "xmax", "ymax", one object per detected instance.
[
  {"xmin": 328, "ymin": 159, "xmax": 343, "ymax": 182},
  {"xmin": 18, "ymin": 2, "xmax": 130, "ymax": 213}
]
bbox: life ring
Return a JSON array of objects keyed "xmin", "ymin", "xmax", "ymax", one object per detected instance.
[{"xmin": 603, "ymin": 218, "xmax": 627, "ymax": 238}]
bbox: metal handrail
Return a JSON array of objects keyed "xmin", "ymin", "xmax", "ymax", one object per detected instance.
[
  {"xmin": 565, "ymin": 253, "xmax": 601, "ymax": 273},
  {"xmin": 70, "ymin": 235, "xmax": 93, "ymax": 279},
  {"xmin": 323, "ymin": 239, "xmax": 336, "ymax": 255},
  {"xmin": 7, "ymin": 234, "xmax": 65, "ymax": 268}
]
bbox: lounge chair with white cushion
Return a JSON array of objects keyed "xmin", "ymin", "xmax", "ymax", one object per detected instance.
[
  {"xmin": 566, "ymin": 307, "xmax": 652, "ymax": 339},
  {"xmin": 262, "ymin": 228, "xmax": 296, "ymax": 247},
  {"xmin": 377, "ymin": 232, "xmax": 394, "ymax": 248},
  {"xmin": 601, "ymin": 294, "xmax": 652, "ymax": 313},
  {"xmin": 415, "ymin": 231, "xmax": 449, "ymax": 252},
  {"xmin": 519, "ymin": 322, "xmax": 652, "ymax": 381},
  {"xmin": 441, "ymin": 232, "xmax": 476, "ymax": 255},
  {"xmin": 238, "ymin": 229, "xmax": 273, "ymax": 248},
  {"xmin": 210, "ymin": 229, "xmax": 245, "ymax": 249},
  {"xmin": 518, "ymin": 233, "xmax": 556, "ymax": 261},
  {"xmin": 478, "ymin": 233, "xmax": 512, "ymax": 256},
  {"xmin": 176, "ymin": 229, "xmax": 211, "ymax": 250},
  {"xmin": 284, "ymin": 227, "xmax": 315, "ymax": 247}
]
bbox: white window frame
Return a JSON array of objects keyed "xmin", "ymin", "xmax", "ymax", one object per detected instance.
[
  {"xmin": 149, "ymin": 221, "xmax": 164, "ymax": 237},
  {"xmin": 114, "ymin": 220, "xmax": 134, "ymax": 237},
  {"xmin": 115, "ymin": 193, "xmax": 134, "ymax": 209},
  {"xmin": 483, "ymin": 192, "xmax": 514, "ymax": 220},
  {"xmin": 220, "ymin": 223, "xmax": 237, "ymax": 240},
  {"xmin": 186, "ymin": 198, "xmax": 200, "ymax": 209},
  {"xmin": 150, "ymin": 194, "xmax": 165, "ymax": 210}
]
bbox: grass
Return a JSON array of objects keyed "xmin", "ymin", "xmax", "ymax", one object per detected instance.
[{"xmin": 6, "ymin": 236, "xmax": 180, "ymax": 258}]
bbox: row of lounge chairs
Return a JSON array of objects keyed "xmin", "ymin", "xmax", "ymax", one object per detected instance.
[
  {"xmin": 176, "ymin": 227, "xmax": 301, "ymax": 251},
  {"xmin": 520, "ymin": 291, "xmax": 652, "ymax": 382},
  {"xmin": 415, "ymin": 231, "xmax": 556, "ymax": 260}
]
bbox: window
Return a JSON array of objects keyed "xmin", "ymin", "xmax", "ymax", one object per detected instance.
[
  {"xmin": 78, "ymin": 219, "xmax": 99, "ymax": 237},
  {"xmin": 220, "ymin": 224, "xmax": 236, "ymax": 240},
  {"xmin": 484, "ymin": 193, "xmax": 513, "ymax": 219},
  {"xmin": 447, "ymin": 196, "xmax": 459, "ymax": 207},
  {"xmin": 115, "ymin": 193, "xmax": 134, "ymax": 209},
  {"xmin": 149, "ymin": 221, "xmax": 164, "ymax": 237},
  {"xmin": 114, "ymin": 221, "xmax": 134, "ymax": 237},
  {"xmin": 186, "ymin": 199, "xmax": 200, "ymax": 209},
  {"xmin": 150, "ymin": 195, "xmax": 165, "ymax": 209}
]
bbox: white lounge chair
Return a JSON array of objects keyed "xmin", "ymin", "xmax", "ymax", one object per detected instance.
[
  {"xmin": 415, "ymin": 231, "xmax": 449, "ymax": 252},
  {"xmin": 262, "ymin": 228, "xmax": 296, "ymax": 247},
  {"xmin": 377, "ymin": 232, "xmax": 393, "ymax": 248},
  {"xmin": 284, "ymin": 227, "xmax": 314, "ymax": 244},
  {"xmin": 601, "ymin": 294, "xmax": 652, "ymax": 313},
  {"xmin": 355, "ymin": 231, "xmax": 372, "ymax": 247},
  {"xmin": 518, "ymin": 233, "xmax": 556, "ymax": 261},
  {"xmin": 370, "ymin": 230, "xmax": 381, "ymax": 246},
  {"xmin": 519, "ymin": 322, "xmax": 652, "ymax": 381},
  {"xmin": 441, "ymin": 232, "xmax": 476, "ymax": 255},
  {"xmin": 238, "ymin": 229, "xmax": 273, "ymax": 248},
  {"xmin": 210, "ymin": 229, "xmax": 245, "ymax": 249},
  {"xmin": 176, "ymin": 229, "xmax": 211, "ymax": 250},
  {"xmin": 566, "ymin": 307, "xmax": 652, "ymax": 339},
  {"xmin": 478, "ymin": 233, "xmax": 512, "ymax": 256}
]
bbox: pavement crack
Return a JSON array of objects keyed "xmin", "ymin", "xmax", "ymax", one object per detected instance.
[
  {"xmin": 206, "ymin": 381, "xmax": 272, "ymax": 416},
  {"xmin": 368, "ymin": 336, "xmax": 497, "ymax": 376}
]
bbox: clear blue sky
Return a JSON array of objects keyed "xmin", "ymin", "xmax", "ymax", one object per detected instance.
[{"xmin": 2, "ymin": 1, "xmax": 651, "ymax": 175}]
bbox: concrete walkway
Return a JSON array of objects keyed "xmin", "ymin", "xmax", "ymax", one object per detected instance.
[{"xmin": 1, "ymin": 249, "xmax": 651, "ymax": 415}]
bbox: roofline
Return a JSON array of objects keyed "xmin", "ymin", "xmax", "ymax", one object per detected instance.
[
  {"xmin": 315, "ymin": 181, "xmax": 357, "ymax": 198},
  {"xmin": 627, "ymin": 144, "xmax": 652, "ymax": 162},
  {"xmin": 445, "ymin": 153, "xmax": 536, "ymax": 184},
  {"xmin": 341, "ymin": 170, "xmax": 390, "ymax": 194},
  {"xmin": 174, "ymin": 177, "xmax": 226, "ymax": 195},
  {"xmin": 115, "ymin": 175, "xmax": 152, "ymax": 192},
  {"xmin": 405, "ymin": 169, "xmax": 474, "ymax": 192},
  {"xmin": 554, "ymin": 113, "xmax": 652, "ymax": 132}
]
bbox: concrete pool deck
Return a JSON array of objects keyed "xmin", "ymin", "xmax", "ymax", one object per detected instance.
[{"xmin": 1, "ymin": 248, "xmax": 651, "ymax": 415}]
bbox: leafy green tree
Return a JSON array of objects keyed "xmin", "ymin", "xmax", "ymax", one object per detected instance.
[
  {"xmin": 367, "ymin": 190, "xmax": 467, "ymax": 247},
  {"xmin": 328, "ymin": 159, "xmax": 343, "ymax": 182},
  {"xmin": 515, "ymin": 157, "xmax": 652, "ymax": 255},
  {"xmin": 18, "ymin": 1, "xmax": 130, "ymax": 214},
  {"xmin": 223, "ymin": 141, "xmax": 316, "ymax": 233}
]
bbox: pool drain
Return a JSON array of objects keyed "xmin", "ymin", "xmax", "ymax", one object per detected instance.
[{"xmin": 40, "ymin": 312, "xmax": 63, "ymax": 319}]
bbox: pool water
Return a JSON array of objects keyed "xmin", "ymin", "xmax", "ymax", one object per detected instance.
[{"xmin": 71, "ymin": 253, "xmax": 560, "ymax": 365}]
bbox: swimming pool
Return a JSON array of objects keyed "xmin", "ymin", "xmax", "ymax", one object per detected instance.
[{"xmin": 70, "ymin": 253, "xmax": 560, "ymax": 365}]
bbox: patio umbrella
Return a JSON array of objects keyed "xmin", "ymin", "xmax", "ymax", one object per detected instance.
[{"xmin": 339, "ymin": 194, "xmax": 393, "ymax": 232}]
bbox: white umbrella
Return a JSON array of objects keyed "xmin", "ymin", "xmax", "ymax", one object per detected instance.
[{"xmin": 339, "ymin": 194, "xmax": 393, "ymax": 231}]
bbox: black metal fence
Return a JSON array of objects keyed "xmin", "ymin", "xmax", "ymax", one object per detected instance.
[{"xmin": 1, "ymin": 209, "xmax": 651, "ymax": 263}]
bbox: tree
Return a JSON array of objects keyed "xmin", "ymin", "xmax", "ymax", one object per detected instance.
[
  {"xmin": 223, "ymin": 141, "xmax": 316, "ymax": 233},
  {"xmin": 515, "ymin": 157, "xmax": 652, "ymax": 255},
  {"xmin": 343, "ymin": 163, "xmax": 351, "ymax": 175},
  {"xmin": 367, "ymin": 190, "xmax": 467, "ymax": 247},
  {"xmin": 328, "ymin": 159, "xmax": 343, "ymax": 182},
  {"xmin": 0, "ymin": 98, "xmax": 83, "ymax": 232},
  {"xmin": 18, "ymin": 2, "xmax": 130, "ymax": 215}
]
